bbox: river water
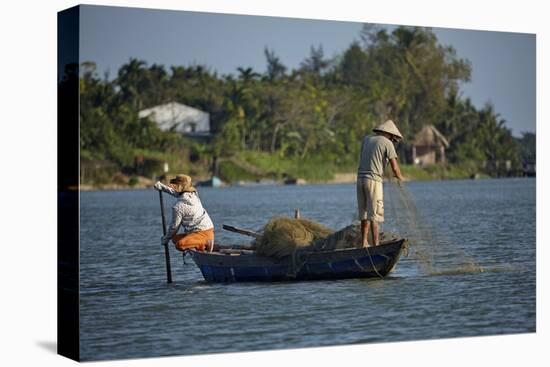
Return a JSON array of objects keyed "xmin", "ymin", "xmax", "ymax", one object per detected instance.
[{"xmin": 79, "ymin": 178, "xmax": 536, "ymax": 361}]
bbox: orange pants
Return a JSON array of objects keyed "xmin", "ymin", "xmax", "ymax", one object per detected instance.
[{"xmin": 172, "ymin": 228, "xmax": 214, "ymax": 252}]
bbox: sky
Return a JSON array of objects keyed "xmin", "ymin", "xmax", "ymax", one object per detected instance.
[{"xmin": 79, "ymin": 5, "xmax": 536, "ymax": 137}]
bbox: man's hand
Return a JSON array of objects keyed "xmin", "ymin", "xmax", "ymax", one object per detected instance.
[
  {"xmin": 154, "ymin": 181, "xmax": 163, "ymax": 191},
  {"xmin": 389, "ymin": 158, "xmax": 404, "ymax": 186}
]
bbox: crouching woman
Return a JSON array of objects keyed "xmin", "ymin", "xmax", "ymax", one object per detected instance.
[{"xmin": 154, "ymin": 174, "xmax": 214, "ymax": 252}]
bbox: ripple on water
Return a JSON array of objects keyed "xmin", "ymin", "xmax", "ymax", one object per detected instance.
[{"xmin": 79, "ymin": 180, "xmax": 536, "ymax": 360}]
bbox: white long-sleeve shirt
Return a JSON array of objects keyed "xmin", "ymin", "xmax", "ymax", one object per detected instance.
[{"xmin": 157, "ymin": 182, "xmax": 214, "ymax": 244}]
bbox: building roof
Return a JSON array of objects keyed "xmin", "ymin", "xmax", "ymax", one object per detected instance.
[
  {"xmin": 412, "ymin": 125, "xmax": 449, "ymax": 148},
  {"xmin": 138, "ymin": 102, "xmax": 210, "ymax": 134}
]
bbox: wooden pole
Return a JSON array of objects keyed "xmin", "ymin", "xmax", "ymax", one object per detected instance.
[
  {"xmin": 222, "ymin": 224, "xmax": 261, "ymax": 239},
  {"xmin": 159, "ymin": 191, "xmax": 173, "ymax": 283}
]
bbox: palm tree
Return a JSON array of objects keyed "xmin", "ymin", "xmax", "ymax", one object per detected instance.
[
  {"xmin": 117, "ymin": 58, "xmax": 147, "ymax": 111},
  {"xmin": 237, "ymin": 67, "xmax": 260, "ymax": 84},
  {"xmin": 300, "ymin": 45, "xmax": 329, "ymax": 76},
  {"xmin": 264, "ymin": 47, "xmax": 287, "ymax": 82}
]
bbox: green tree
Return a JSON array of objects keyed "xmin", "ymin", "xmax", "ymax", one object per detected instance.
[
  {"xmin": 78, "ymin": 25, "xmax": 523, "ymax": 182},
  {"xmin": 518, "ymin": 132, "xmax": 536, "ymax": 162},
  {"xmin": 264, "ymin": 47, "xmax": 287, "ymax": 82},
  {"xmin": 116, "ymin": 58, "xmax": 149, "ymax": 111},
  {"xmin": 340, "ymin": 42, "xmax": 369, "ymax": 86},
  {"xmin": 300, "ymin": 45, "xmax": 330, "ymax": 77}
]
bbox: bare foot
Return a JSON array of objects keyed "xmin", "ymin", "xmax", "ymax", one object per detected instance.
[{"xmin": 205, "ymin": 240, "xmax": 214, "ymax": 253}]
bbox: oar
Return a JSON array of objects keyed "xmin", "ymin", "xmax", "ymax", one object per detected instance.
[
  {"xmin": 159, "ymin": 191, "xmax": 173, "ymax": 283},
  {"xmin": 222, "ymin": 224, "xmax": 261, "ymax": 239}
]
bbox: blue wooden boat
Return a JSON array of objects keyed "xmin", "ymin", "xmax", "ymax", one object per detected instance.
[
  {"xmin": 190, "ymin": 238, "xmax": 408, "ymax": 282},
  {"xmin": 196, "ymin": 176, "xmax": 224, "ymax": 188}
]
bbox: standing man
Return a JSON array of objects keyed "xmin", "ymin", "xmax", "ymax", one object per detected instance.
[{"xmin": 357, "ymin": 120, "xmax": 405, "ymax": 247}]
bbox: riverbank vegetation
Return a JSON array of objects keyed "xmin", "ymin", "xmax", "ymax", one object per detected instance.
[{"xmin": 69, "ymin": 25, "xmax": 535, "ymax": 187}]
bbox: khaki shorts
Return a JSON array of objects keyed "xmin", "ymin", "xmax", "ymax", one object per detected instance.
[{"xmin": 356, "ymin": 178, "xmax": 384, "ymax": 222}]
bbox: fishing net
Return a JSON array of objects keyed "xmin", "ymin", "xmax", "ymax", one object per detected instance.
[
  {"xmin": 255, "ymin": 216, "xmax": 399, "ymax": 258},
  {"xmin": 385, "ymin": 178, "xmax": 486, "ymax": 275},
  {"xmin": 308, "ymin": 222, "xmax": 399, "ymax": 252},
  {"xmin": 255, "ymin": 217, "xmax": 333, "ymax": 258}
]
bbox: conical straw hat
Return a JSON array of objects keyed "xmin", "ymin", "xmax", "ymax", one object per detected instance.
[{"xmin": 373, "ymin": 120, "xmax": 403, "ymax": 140}]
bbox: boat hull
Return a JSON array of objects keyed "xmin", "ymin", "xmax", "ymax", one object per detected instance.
[{"xmin": 190, "ymin": 238, "xmax": 407, "ymax": 282}]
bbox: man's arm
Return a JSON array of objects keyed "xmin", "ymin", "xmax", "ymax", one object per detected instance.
[
  {"xmin": 162, "ymin": 205, "xmax": 183, "ymax": 245},
  {"xmin": 154, "ymin": 181, "xmax": 179, "ymax": 197},
  {"xmin": 389, "ymin": 158, "xmax": 404, "ymax": 182}
]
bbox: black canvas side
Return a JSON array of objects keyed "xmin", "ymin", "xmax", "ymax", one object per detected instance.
[{"xmin": 57, "ymin": 5, "xmax": 80, "ymax": 362}]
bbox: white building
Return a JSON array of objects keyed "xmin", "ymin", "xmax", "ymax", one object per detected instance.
[{"xmin": 138, "ymin": 102, "xmax": 210, "ymax": 136}]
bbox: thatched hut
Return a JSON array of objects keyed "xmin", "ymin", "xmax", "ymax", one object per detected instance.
[{"xmin": 412, "ymin": 125, "xmax": 449, "ymax": 165}]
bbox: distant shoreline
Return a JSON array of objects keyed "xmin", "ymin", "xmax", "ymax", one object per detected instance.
[{"xmin": 77, "ymin": 170, "xmax": 502, "ymax": 192}]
